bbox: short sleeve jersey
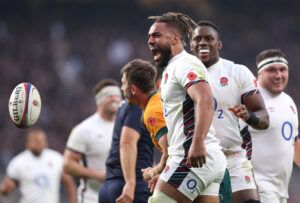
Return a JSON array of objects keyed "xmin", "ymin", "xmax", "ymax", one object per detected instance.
[
  {"xmin": 143, "ymin": 90, "xmax": 168, "ymax": 151},
  {"xmin": 207, "ymin": 58, "xmax": 257, "ymax": 152},
  {"xmin": 67, "ymin": 113, "xmax": 115, "ymax": 200},
  {"xmin": 7, "ymin": 149, "xmax": 63, "ymax": 203},
  {"xmin": 106, "ymin": 101, "xmax": 154, "ymax": 180},
  {"xmin": 249, "ymin": 87, "xmax": 298, "ymax": 198},
  {"xmin": 160, "ymin": 50, "xmax": 221, "ymax": 157}
]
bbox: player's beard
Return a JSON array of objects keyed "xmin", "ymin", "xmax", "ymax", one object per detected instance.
[
  {"xmin": 106, "ymin": 101, "xmax": 119, "ymax": 115},
  {"xmin": 124, "ymin": 91, "xmax": 134, "ymax": 105},
  {"xmin": 30, "ymin": 149, "xmax": 43, "ymax": 157},
  {"xmin": 154, "ymin": 45, "xmax": 172, "ymax": 71}
]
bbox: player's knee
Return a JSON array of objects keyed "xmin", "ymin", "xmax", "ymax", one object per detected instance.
[
  {"xmin": 243, "ymin": 200, "xmax": 260, "ymax": 203},
  {"xmin": 148, "ymin": 189, "xmax": 177, "ymax": 203}
]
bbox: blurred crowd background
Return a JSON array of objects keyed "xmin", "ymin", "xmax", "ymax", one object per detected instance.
[{"xmin": 0, "ymin": 0, "xmax": 299, "ymax": 202}]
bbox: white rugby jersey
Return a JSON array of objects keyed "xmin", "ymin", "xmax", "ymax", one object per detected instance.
[
  {"xmin": 160, "ymin": 50, "xmax": 221, "ymax": 157},
  {"xmin": 207, "ymin": 58, "xmax": 257, "ymax": 152},
  {"xmin": 7, "ymin": 149, "xmax": 63, "ymax": 203},
  {"xmin": 250, "ymin": 87, "xmax": 298, "ymax": 198},
  {"xmin": 67, "ymin": 113, "xmax": 114, "ymax": 201}
]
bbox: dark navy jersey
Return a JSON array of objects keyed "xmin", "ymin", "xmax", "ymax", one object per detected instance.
[{"xmin": 106, "ymin": 101, "xmax": 154, "ymax": 180}]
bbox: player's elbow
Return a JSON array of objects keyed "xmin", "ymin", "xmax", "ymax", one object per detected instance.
[
  {"xmin": 119, "ymin": 140, "xmax": 131, "ymax": 150},
  {"xmin": 0, "ymin": 188, "xmax": 10, "ymax": 196},
  {"xmin": 258, "ymin": 111, "xmax": 270, "ymax": 130},
  {"xmin": 294, "ymin": 157, "xmax": 300, "ymax": 168},
  {"xmin": 63, "ymin": 159, "xmax": 73, "ymax": 174}
]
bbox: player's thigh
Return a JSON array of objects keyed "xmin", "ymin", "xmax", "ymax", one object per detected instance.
[
  {"xmin": 193, "ymin": 166, "xmax": 230, "ymax": 203},
  {"xmin": 232, "ymin": 189, "xmax": 260, "ymax": 203},
  {"xmin": 99, "ymin": 179, "xmax": 124, "ymax": 203},
  {"xmin": 193, "ymin": 195, "xmax": 220, "ymax": 203},
  {"xmin": 226, "ymin": 152, "xmax": 257, "ymax": 193},
  {"xmin": 153, "ymin": 178, "xmax": 192, "ymax": 203},
  {"xmin": 194, "ymin": 149, "xmax": 227, "ymax": 196}
]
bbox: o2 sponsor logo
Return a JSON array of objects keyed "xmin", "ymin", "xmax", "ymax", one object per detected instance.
[
  {"xmin": 187, "ymin": 179, "xmax": 197, "ymax": 190},
  {"xmin": 34, "ymin": 174, "xmax": 49, "ymax": 188},
  {"xmin": 281, "ymin": 121, "xmax": 293, "ymax": 141}
]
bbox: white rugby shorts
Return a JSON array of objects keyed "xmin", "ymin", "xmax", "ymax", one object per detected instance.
[
  {"xmin": 226, "ymin": 150, "xmax": 257, "ymax": 192},
  {"xmin": 159, "ymin": 149, "xmax": 226, "ymax": 201}
]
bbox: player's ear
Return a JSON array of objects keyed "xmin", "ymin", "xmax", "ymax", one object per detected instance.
[
  {"xmin": 218, "ymin": 40, "xmax": 223, "ymax": 50},
  {"xmin": 131, "ymin": 84, "xmax": 138, "ymax": 95},
  {"xmin": 171, "ymin": 34, "xmax": 180, "ymax": 46}
]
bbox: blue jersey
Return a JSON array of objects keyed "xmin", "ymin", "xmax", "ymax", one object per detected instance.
[{"xmin": 106, "ymin": 102, "xmax": 153, "ymax": 180}]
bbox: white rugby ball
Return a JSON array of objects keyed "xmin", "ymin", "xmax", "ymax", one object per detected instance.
[{"xmin": 8, "ymin": 82, "xmax": 41, "ymax": 128}]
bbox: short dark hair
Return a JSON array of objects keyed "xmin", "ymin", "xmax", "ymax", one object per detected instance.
[
  {"xmin": 197, "ymin": 21, "xmax": 220, "ymax": 39},
  {"xmin": 149, "ymin": 12, "xmax": 197, "ymax": 44},
  {"xmin": 26, "ymin": 127, "xmax": 46, "ymax": 141},
  {"xmin": 121, "ymin": 59, "xmax": 157, "ymax": 93},
  {"xmin": 256, "ymin": 49, "xmax": 287, "ymax": 67},
  {"xmin": 92, "ymin": 79, "xmax": 120, "ymax": 96}
]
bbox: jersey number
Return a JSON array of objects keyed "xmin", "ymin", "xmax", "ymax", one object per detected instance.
[{"xmin": 214, "ymin": 98, "xmax": 224, "ymax": 119}]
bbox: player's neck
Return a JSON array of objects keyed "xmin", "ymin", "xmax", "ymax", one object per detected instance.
[
  {"xmin": 138, "ymin": 90, "xmax": 154, "ymax": 110},
  {"xmin": 140, "ymin": 95, "xmax": 150, "ymax": 110},
  {"xmin": 206, "ymin": 57, "xmax": 220, "ymax": 68},
  {"xmin": 172, "ymin": 44, "xmax": 184, "ymax": 57},
  {"xmin": 98, "ymin": 110, "xmax": 115, "ymax": 122}
]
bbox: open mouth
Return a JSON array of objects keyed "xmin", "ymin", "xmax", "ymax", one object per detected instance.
[
  {"xmin": 198, "ymin": 48, "xmax": 210, "ymax": 56},
  {"xmin": 150, "ymin": 48, "xmax": 161, "ymax": 61}
]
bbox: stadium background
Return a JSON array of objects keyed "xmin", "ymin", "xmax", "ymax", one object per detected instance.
[{"xmin": 0, "ymin": 0, "xmax": 299, "ymax": 202}]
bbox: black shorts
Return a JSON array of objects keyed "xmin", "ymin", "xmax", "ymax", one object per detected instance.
[{"xmin": 99, "ymin": 179, "xmax": 151, "ymax": 203}]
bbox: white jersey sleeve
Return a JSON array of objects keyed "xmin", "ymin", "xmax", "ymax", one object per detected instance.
[
  {"xmin": 7, "ymin": 156, "xmax": 21, "ymax": 181},
  {"xmin": 236, "ymin": 64, "xmax": 257, "ymax": 96},
  {"xmin": 67, "ymin": 127, "xmax": 88, "ymax": 153}
]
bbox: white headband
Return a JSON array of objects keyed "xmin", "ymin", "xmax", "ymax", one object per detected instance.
[
  {"xmin": 257, "ymin": 57, "xmax": 288, "ymax": 73},
  {"xmin": 95, "ymin": 86, "xmax": 121, "ymax": 105}
]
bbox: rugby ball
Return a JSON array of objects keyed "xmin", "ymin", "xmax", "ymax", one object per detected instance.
[{"xmin": 8, "ymin": 82, "xmax": 41, "ymax": 128}]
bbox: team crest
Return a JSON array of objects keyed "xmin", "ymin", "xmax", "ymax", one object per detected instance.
[
  {"xmin": 220, "ymin": 76, "xmax": 228, "ymax": 86},
  {"xmin": 244, "ymin": 175, "xmax": 251, "ymax": 183},
  {"xmin": 187, "ymin": 71, "xmax": 197, "ymax": 81},
  {"xmin": 164, "ymin": 165, "xmax": 170, "ymax": 173},
  {"xmin": 147, "ymin": 117, "xmax": 156, "ymax": 126}
]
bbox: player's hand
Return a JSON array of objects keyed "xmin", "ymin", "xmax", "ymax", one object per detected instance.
[
  {"xmin": 187, "ymin": 141, "xmax": 206, "ymax": 167},
  {"xmin": 141, "ymin": 167, "xmax": 152, "ymax": 182},
  {"xmin": 141, "ymin": 167, "xmax": 158, "ymax": 182},
  {"xmin": 93, "ymin": 170, "xmax": 105, "ymax": 182},
  {"xmin": 228, "ymin": 105, "xmax": 249, "ymax": 121},
  {"xmin": 148, "ymin": 174, "xmax": 159, "ymax": 193},
  {"xmin": 116, "ymin": 183, "xmax": 134, "ymax": 203}
]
